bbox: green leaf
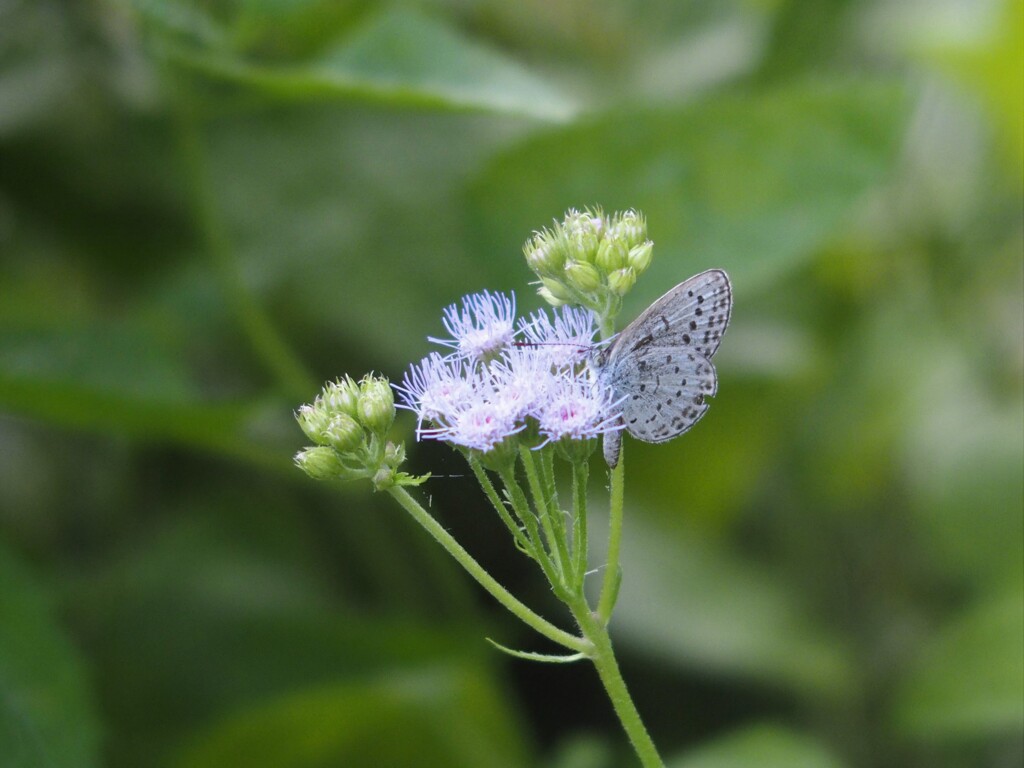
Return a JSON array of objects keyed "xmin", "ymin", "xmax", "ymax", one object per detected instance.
[
  {"xmin": 73, "ymin": 507, "xmax": 494, "ymax": 766},
  {"xmin": 162, "ymin": 7, "xmax": 576, "ymax": 120},
  {"xmin": 0, "ymin": 0, "xmax": 80, "ymax": 136},
  {"xmin": 668, "ymin": 724, "xmax": 847, "ymax": 768},
  {"xmin": 485, "ymin": 638, "xmax": 586, "ymax": 664},
  {"xmin": 469, "ymin": 81, "xmax": 909, "ymax": 302},
  {"xmin": 0, "ymin": 325, "xmax": 288, "ymax": 470},
  {"xmin": 545, "ymin": 736, "xmax": 614, "ymax": 768},
  {"xmin": 394, "ymin": 471, "xmax": 431, "ymax": 488},
  {"xmin": 892, "ymin": 588, "xmax": 1024, "ymax": 740},
  {"xmin": 909, "ymin": 0, "xmax": 1023, "ymax": 171},
  {"xmin": 624, "ymin": 380, "xmax": 792, "ymax": 531},
  {"xmin": 174, "ymin": 666, "xmax": 530, "ymax": 768},
  {"xmin": 0, "ymin": 542, "xmax": 101, "ymax": 768},
  {"xmin": 589, "ymin": 510, "xmax": 854, "ymax": 697},
  {"xmin": 903, "ymin": 341, "xmax": 1024, "ymax": 585},
  {"xmin": 191, "ymin": 105, "xmax": 513, "ymax": 368},
  {"xmin": 126, "ymin": 0, "xmax": 227, "ymax": 46}
]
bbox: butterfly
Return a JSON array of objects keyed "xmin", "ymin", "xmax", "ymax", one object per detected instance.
[{"xmin": 595, "ymin": 269, "xmax": 732, "ymax": 468}]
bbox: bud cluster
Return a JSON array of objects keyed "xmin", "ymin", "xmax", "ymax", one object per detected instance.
[
  {"xmin": 294, "ymin": 375, "xmax": 425, "ymax": 490},
  {"xmin": 523, "ymin": 208, "xmax": 654, "ymax": 328}
]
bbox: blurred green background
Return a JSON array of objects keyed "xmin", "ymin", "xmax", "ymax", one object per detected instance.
[{"xmin": 1, "ymin": 0, "xmax": 1021, "ymax": 766}]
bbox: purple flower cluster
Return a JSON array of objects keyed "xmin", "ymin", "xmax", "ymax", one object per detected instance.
[{"xmin": 398, "ymin": 291, "xmax": 623, "ymax": 453}]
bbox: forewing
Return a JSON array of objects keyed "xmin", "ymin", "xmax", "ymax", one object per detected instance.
[
  {"xmin": 612, "ymin": 269, "xmax": 732, "ymax": 361},
  {"xmin": 612, "ymin": 345, "xmax": 718, "ymax": 444}
]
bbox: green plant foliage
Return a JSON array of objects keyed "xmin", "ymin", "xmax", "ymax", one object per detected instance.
[
  {"xmin": 0, "ymin": 325, "xmax": 283, "ymax": 467},
  {"xmin": 668, "ymin": 724, "xmax": 846, "ymax": 768},
  {"xmin": 589, "ymin": 510, "xmax": 853, "ymax": 697},
  {"xmin": 0, "ymin": 546, "xmax": 101, "ymax": 768},
  {"xmin": 892, "ymin": 588, "xmax": 1024, "ymax": 739},
  {"xmin": 470, "ymin": 84, "xmax": 909, "ymax": 300},
  {"xmin": 147, "ymin": 4, "xmax": 576, "ymax": 119},
  {"xmin": 175, "ymin": 666, "xmax": 529, "ymax": 768},
  {"xmin": 0, "ymin": 0, "xmax": 1020, "ymax": 765}
]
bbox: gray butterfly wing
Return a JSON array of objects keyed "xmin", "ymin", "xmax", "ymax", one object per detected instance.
[
  {"xmin": 617, "ymin": 345, "xmax": 718, "ymax": 439},
  {"xmin": 600, "ymin": 345, "xmax": 717, "ymax": 466},
  {"xmin": 600, "ymin": 270, "xmax": 731, "ymax": 468},
  {"xmin": 613, "ymin": 269, "xmax": 732, "ymax": 361}
]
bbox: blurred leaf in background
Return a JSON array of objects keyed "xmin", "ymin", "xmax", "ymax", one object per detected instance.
[
  {"xmin": 0, "ymin": 545, "xmax": 100, "ymax": 768},
  {"xmin": 1, "ymin": 0, "xmax": 1020, "ymax": 766}
]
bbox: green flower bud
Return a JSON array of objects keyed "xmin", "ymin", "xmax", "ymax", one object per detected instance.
[
  {"xmin": 608, "ymin": 209, "xmax": 646, "ymax": 248},
  {"xmin": 572, "ymin": 232, "xmax": 600, "ymax": 264},
  {"xmin": 595, "ymin": 238, "xmax": 629, "ymax": 273},
  {"xmin": 627, "ymin": 241, "xmax": 653, "ymax": 275},
  {"xmin": 358, "ymin": 376, "xmax": 395, "ymax": 434},
  {"xmin": 563, "ymin": 208, "xmax": 601, "ymax": 234},
  {"xmin": 607, "ymin": 267, "xmax": 637, "ymax": 296},
  {"xmin": 324, "ymin": 413, "xmax": 364, "ymax": 454},
  {"xmin": 384, "ymin": 440, "xmax": 405, "ymax": 466},
  {"xmin": 563, "ymin": 209, "xmax": 604, "ymax": 264},
  {"xmin": 536, "ymin": 286, "xmax": 566, "ymax": 307},
  {"xmin": 564, "ymin": 260, "xmax": 603, "ymax": 294},
  {"xmin": 294, "ymin": 446, "xmax": 346, "ymax": 481},
  {"xmin": 321, "ymin": 376, "xmax": 360, "ymax": 418},
  {"xmin": 524, "ymin": 235, "xmax": 566, "ymax": 276},
  {"xmin": 372, "ymin": 465, "xmax": 395, "ymax": 490},
  {"xmin": 540, "ymin": 277, "xmax": 574, "ymax": 303},
  {"xmin": 296, "ymin": 403, "xmax": 331, "ymax": 445}
]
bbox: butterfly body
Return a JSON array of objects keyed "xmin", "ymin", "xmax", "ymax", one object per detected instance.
[{"xmin": 596, "ymin": 269, "xmax": 732, "ymax": 468}]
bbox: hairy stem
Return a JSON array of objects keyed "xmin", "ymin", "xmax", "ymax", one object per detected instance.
[
  {"xmin": 498, "ymin": 465, "xmax": 565, "ymax": 596},
  {"xmin": 469, "ymin": 456, "xmax": 535, "ymax": 557},
  {"xmin": 573, "ymin": 601, "xmax": 664, "ymax": 768},
  {"xmin": 597, "ymin": 443, "xmax": 625, "ymax": 622},
  {"xmin": 172, "ymin": 86, "xmax": 313, "ymax": 402},
  {"xmin": 387, "ymin": 486, "xmax": 586, "ymax": 652},
  {"xmin": 520, "ymin": 447, "xmax": 571, "ymax": 583},
  {"xmin": 571, "ymin": 458, "xmax": 589, "ymax": 591}
]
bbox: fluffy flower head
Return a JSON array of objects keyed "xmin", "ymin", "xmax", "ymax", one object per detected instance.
[
  {"xmin": 403, "ymin": 289, "xmax": 621, "ymax": 454},
  {"xmin": 517, "ymin": 305, "xmax": 598, "ymax": 365},
  {"xmin": 535, "ymin": 368, "xmax": 624, "ymax": 445},
  {"xmin": 430, "ymin": 290, "xmax": 516, "ymax": 362},
  {"xmin": 396, "ymin": 353, "xmax": 473, "ymax": 431}
]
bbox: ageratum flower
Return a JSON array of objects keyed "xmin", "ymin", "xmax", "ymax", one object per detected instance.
[
  {"xmin": 535, "ymin": 367, "xmax": 624, "ymax": 445},
  {"xmin": 422, "ymin": 395, "xmax": 524, "ymax": 453},
  {"xmin": 517, "ymin": 305, "xmax": 598, "ymax": 366},
  {"xmin": 429, "ymin": 290, "xmax": 516, "ymax": 362},
  {"xmin": 401, "ymin": 290, "xmax": 623, "ymax": 454},
  {"xmin": 396, "ymin": 352, "xmax": 474, "ymax": 436}
]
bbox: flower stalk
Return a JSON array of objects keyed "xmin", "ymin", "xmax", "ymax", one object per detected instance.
[
  {"xmin": 387, "ymin": 485, "xmax": 588, "ymax": 654},
  {"xmin": 598, "ymin": 443, "xmax": 626, "ymax": 622},
  {"xmin": 293, "ymin": 207, "xmax": 691, "ymax": 767},
  {"xmin": 571, "ymin": 597, "xmax": 664, "ymax": 767}
]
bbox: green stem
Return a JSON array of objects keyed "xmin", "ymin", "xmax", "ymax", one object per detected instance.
[
  {"xmin": 172, "ymin": 86, "xmax": 314, "ymax": 402},
  {"xmin": 498, "ymin": 465, "xmax": 565, "ymax": 595},
  {"xmin": 520, "ymin": 447, "xmax": 571, "ymax": 581},
  {"xmin": 468, "ymin": 456, "xmax": 536, "ymax": 558},
  {"xmin": 540, "ymin": 450, "xmax": 560, "ymax": 517},
  {"xmin": 387, "ymin": 487, "xmax": 587, "ymax": 653},
  {"xmin": 571, "ymin": 458, "xmax": 589, "ymax": 591},
  {"xmin": 573, "ymin": 602, "xmax": 664, "ymax": 768},
  {"xmin": 539, "ymin": 450, "xmax": 562, "ymax": 541},
  {"xmin": 597, "ymin": 443, "xmax": 625, "ymax": 622}
]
